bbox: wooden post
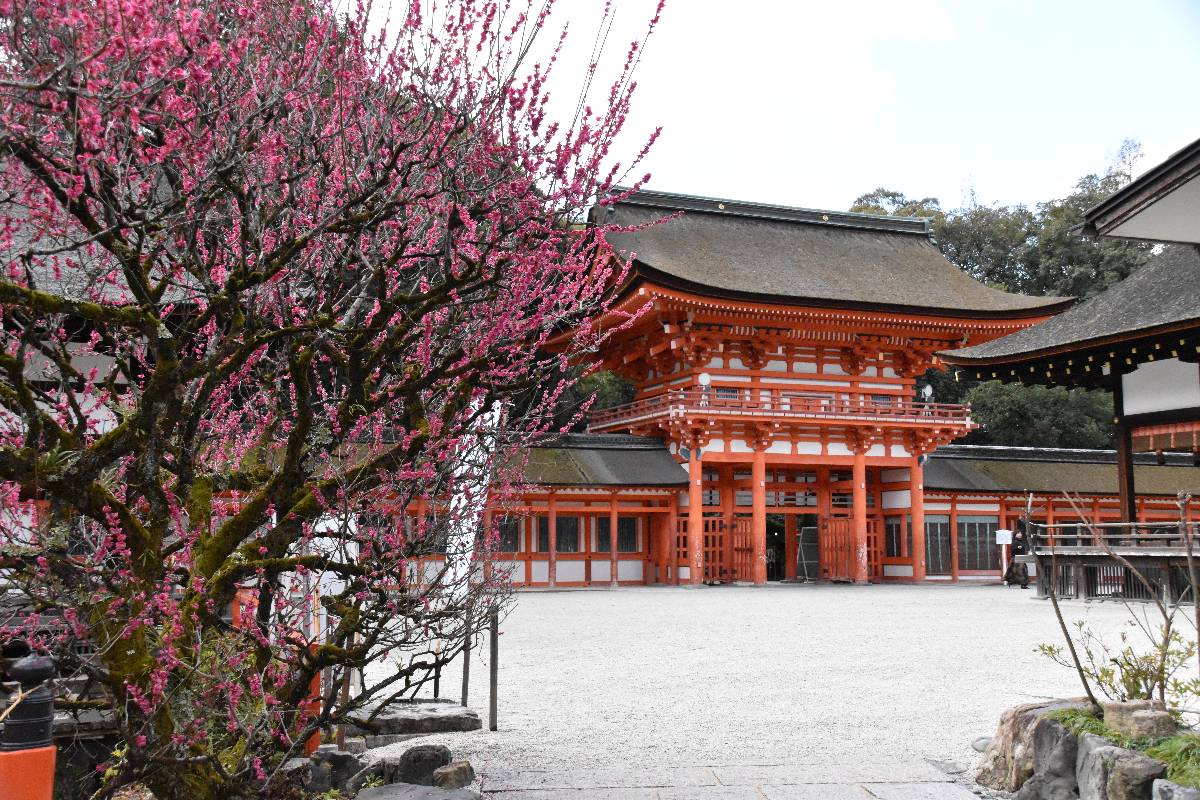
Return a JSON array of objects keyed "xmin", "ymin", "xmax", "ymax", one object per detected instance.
[
  {"xmin": 547, "ymin": 492, "xmax": 557, "ymax": 588},
  {"xmin": 488, "ymin": 606, "xmax": 498, "ymax": 732},
  {"xmin": 949, "ymin": 496, "xmax": 960, "ymax": 583},
  {"xmin": 852, "ymin": 444, "xmax": 869, "ymax": 583},
  {"xmin": 461, "ymin": 614, "xmax": 472, "ymax": 707},
  {"xmin": 609, "ymin": 491, "xmax": 619, "ymax": 588},
  {"xmin": 1113, "ymin": 379, "xmax": 1137, "ymax": 524},
  {"xmin": 910, "ymin": 453, "xmax": 926, "ymax": 582},
  {"xmin": 669, "ymin": 497, "xmax": 681, "ymax": 586},
  {"xmin": 687, "ymin": 440, "xmax": 704, "ymax": 584},
  {"xmin": 784, "ymin": 513, "xmax": 798, "ymax": 581},
  {"xmin": 752, "ymin": 443, "xmax": 767, "ymax": 585},
  {"xmin": 720, "ymin": 465, "xmax": 735, "ymax": 581}
]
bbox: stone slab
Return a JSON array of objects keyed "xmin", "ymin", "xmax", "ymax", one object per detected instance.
[
  {"xmin": 656, "ymin": 788, "xmax": 764, "ymax": 800},
  {"xmin": 480, "ymin": 791, "xmax": 656, "ymax": 800},
  {"xmin": 712, "ymin": 763, "xmax": 947, "ymax": 786},
  {"xmin": 482, "ymin": 767, "xmax": 718, "ymax": 792},
  {"xmin": 759, "ymin": 785, "xmax": 875, "ymax": 799},
  {"xmin": 863, "ymin": 784, "xmax": 981, "ymax": 800}
]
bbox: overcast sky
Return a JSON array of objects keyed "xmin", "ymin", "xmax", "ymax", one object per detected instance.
[{"xmin": 526, "ymin": 0, "xmax": 1200, "ymax": 213}]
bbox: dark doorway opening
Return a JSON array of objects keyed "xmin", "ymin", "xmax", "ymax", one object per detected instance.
[
  {"xmin": 766, "ymin": 514, "xmax": 786, "ymax": 580},
  {"xmin": 795, "ymin": 513, "xmax": 819, "ymax": 581}
]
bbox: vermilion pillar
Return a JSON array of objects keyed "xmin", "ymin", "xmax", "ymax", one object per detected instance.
[
  {"xmin": 784, "ymin": 515, "xmax": 798, "ymax": 581},
  {"xmin": 547, "ymin": 492, "xmax": 557, "ymax": 588},
  {"xmin": 609, "ymin": 491, "xmax": 620, "ymax": 587},
  {"xmin": 852, "ymin": 445, "xmax": 869, "ymax": 584},
  {"xmin": 910, "ymin": 453, "xmax": 927, "ymax": 582},
  {"xmin": 687, "ymin": 441, "xmax": 704, "ymax": 584},
  {"xmin": 751, "ymin": 444, "xmax": 767, "ymax": 585}
]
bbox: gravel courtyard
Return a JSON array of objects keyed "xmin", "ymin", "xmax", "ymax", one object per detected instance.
[{"xmin": 369, "ymin": 583, "xmax": 1141, "ymax": 794}]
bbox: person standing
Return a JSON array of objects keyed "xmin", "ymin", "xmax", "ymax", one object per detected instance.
[{"xmin": 1005, "ymin": 529, "xmax": 1030, "ymax": 589}]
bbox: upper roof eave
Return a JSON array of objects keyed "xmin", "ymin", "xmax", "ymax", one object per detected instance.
[
  {"xmin": 1082, "ymin": 137, "xmax": 1200, "ymax": 239},
  {"xmin": 622, "ymin": 264, "xmax": 1074, "ymax": 322}
]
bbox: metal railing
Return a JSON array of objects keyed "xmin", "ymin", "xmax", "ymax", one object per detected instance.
[{"xmin": 588, "ymin": 389, "xmax": 973, "ymax": 431}]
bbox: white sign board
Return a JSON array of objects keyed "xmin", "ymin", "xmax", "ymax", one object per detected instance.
[{"xmin": 995, "ymin": 529, "xmax": 1013, "ymax": 545}]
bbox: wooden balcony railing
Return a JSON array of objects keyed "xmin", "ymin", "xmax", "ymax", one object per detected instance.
[
  {"xmin": 587, "ymin": 389, "xmax": 974, "ymax": 432},
  {"xmin": 1032, "ymin": 521, "xmax": 1200, "ymax": 555}
]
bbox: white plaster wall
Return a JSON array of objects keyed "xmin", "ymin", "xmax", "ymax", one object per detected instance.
[
  {"xmin": 884, "ymin": 564, "xmax": 914, "ymax": 577},
  {"xmin": 796, "ymin": 442, "xmax": 822, "ymax": 455},
  {"xmin": 591, "ymin": 561, "xmax": 611, "ymax": 582},
  {"xmin": 557, "ymin": 561, "xmax": 586, "ymax": 582},
  {"xmin": 956, "ymin": 503, "xmax": 1000, "ymax": 512},
  {"xmin": 618, "ymin": 561, "xmax": 644, "ymax": 581},
  {"xmin": 882, "ymin": 490, "xmax": 912, "ymax": 509},
  {"xmin": 881, "ymin": 468, "xmax": 910, "ymax": 483},
  {"xmin": 890, "ymin": 445, "xmax": 911, "ymax": 458},
  {"xmin": 730, "ymin": 439, "xmax": 752, "ymax": 453},
  {"xmin": 708, "ymin": 438, "xmax": 726, "ymax": 452},
  {"xmin": 678, "ymin": 566, "xmax": 691, "ymax": 580},
  {"xmin": 795, "ymin": 362, "xmax": 817, "ymax": 373},
  {"xmin": 531, "ymin": 561, "xmax": 549, "ymax": 582},
  {"xmin": 1122, "ymin": 358, "xmax": 1200, "ymax": 415},
  {"xmin": 767, "ymin": 441, "xmax": 792, "ymax": 454},
  {"xmin": 824, "ymin": 363, "xmax": 847, "ymax": 375},
  {"xmin": 766, "ymin": 360, "xmax": 788, "ymax": 372},
  {"xmin": 827, "ymin": 443, "xmax": 852, "ymax": 456},
  {"xmin": 727, "ymin": 358, "xmax": 747, "ymax": 370},
  {"xmin": 867, "ymin": 444, "xmax": 886, "ymax": 457}
]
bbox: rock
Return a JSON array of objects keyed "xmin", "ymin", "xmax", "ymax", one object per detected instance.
[
  {"xmin": 270, "ymin": 757, "xmax": 316, "ymax": 794},
  {"xmin": 312, "ymin": 744, "xmax": 368, "ymax": 790},
  {"xmin": 976, "ymin": 699, "xmax": 1092, "ymax": 792},
  {"xmin": 1015, "ymin": 773, "xmax": 1081, "ymax": 800},
  {"xmin": 365, "ymin": 732, "xmax": 425, "ymax": 750},
  {"xmin": 1154, "ymin": 779, "xmax": 1200, "ymax": 799},
  {"xmin": 343, "ymin": 736, "xmax": 368, "ymax": 754},
  {"xmin": 1076, "ymin": 732, "xmax": 1167, "ymax": 800},
  {"xmin": 1126, "ymin": 711, "xmax": 1178, "ymax": 740},
  {"xmin": 1103, "ymin": 700, "xmax": 1167, "ymax": 738},
  {"xmin": 1033, "ymin": 715, "xmax": 1080, "ymax": 782},
  {"xmin": 973, "ymin": 736, "xmax": 994, "ymax": 753},
  {"xmin": 350, "ymin": 701, "xmax": 482, "ymax": 737},
  {"xmin": 346, "ymin": 755, "xmax": 408, "ymax": 795},
  {"xmin": 432, "ymin": 760, "xmax": 476, "ymax": 789},
  {"xmin": 396, "ymin": 743, "xmax": 453, "ymax": 786},
  {"xmin": 356, "ymin": 785, "xmax": 481, "ymax": 800}
]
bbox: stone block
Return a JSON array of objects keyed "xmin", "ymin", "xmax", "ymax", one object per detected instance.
[
  {"xmin": 397, "ymin": 743, "xmax": 453, "ymax": 786},
  {"xmin": 311, "ymin": 745, "xmax": 367, "ymax": 790},
  {"xmin": 1126, "ymin": 711, "xmax": 1178, "ymax": 740},
  {"xmin": 355, "ymin": 785, "xmax": 481, "ymax": 800},
  {"xmin": 976, "ymin": 699, "xmax": 1092, "ymax": 792},
  {"xmin": 1154, "ymin": 779, "xmax": 1200, "ymax": 800},
  {"xmin": 350, "ymin": 701, "xmax": 482, "ymax": 737},
  {"xmin": 432, "ymin": 760, "xmax": 476, "ymax": 790},
  {"xmin": 1102, "ymin": 700, "xmax": 1167, "ymax": 738},
  {"xmin": 1015, "ymin": 773, "xmax": 1082, "ymax": 800},
  {"xmin": 1076, "ymin": 732, "xmax": 1167, "ymax": 800},
  {"xmin": 1033, "ymin": 715, "xmax": 1081, "ymax": 781}
]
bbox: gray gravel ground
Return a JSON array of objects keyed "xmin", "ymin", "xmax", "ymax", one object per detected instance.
[{"xmin": 365, "ymin": 583, "xmax": 1142, "ymax": 786}]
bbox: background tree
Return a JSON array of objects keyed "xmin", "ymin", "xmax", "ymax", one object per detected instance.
[
  {"xmin": 0, "ymin": 0, "xmax": 662, "ymax": 797},
  {"xmin": 852, "ymin": 143, "xmax": 1149, "ymax": 448}
]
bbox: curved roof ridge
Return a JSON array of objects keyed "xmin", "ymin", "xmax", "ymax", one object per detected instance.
[{"xmin": 597, "ymin": 190, "xmax": 1071, "ymax": 319}]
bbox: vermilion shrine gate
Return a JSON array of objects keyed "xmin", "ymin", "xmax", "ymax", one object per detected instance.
[{"xmin": 572, "ymin": 190, "xmax": 1070, "ymax": 585}]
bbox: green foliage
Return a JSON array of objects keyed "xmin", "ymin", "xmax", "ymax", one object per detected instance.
[
  {"xmin": 963, "ymin": 381, "xmax": 1113, "ymax": 449},
  {"xmin": 854, "ymin": 142, "xmax": 1158, "ymax": 449},
  {"xmin": 1146, "ymin": 735, "xmax": 1200, "ymax": 788},
  {"xmin": 1047, "ymin": 707, "xmax": 1122, "ymax": 743},
  {"xmin": 1050, "ymin": 709, "xmax": 1200, "ymax": 788},
  {"xmin": 551, "ymin": 368, "xmax": 636, "ymax": 431},
  {"xmin": 1038, "ymin": 619, "xmax": 1199, "ymax": 706}
]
